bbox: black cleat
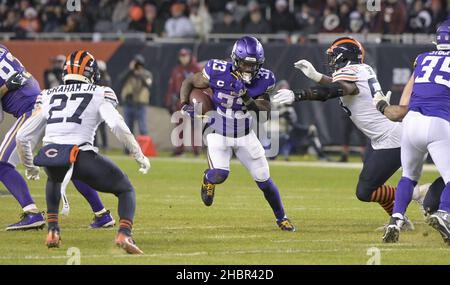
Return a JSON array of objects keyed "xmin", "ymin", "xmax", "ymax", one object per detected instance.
[
  {"xmin": 428, "ymin": 211, "xmax": 450, "ymax": 245},
  {"xmin": 277, "ymin": 218, "xmax": 296, "ymax": 232},
  {"xmin": 201, "ymin": 182, "xmax": 215, "ymax": 206},
  {"xmin": 383, "ymin": 215, "xmax": 405, "ymax": 243}
]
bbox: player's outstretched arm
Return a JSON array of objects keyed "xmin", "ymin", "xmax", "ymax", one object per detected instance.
[
  {"xmin": 375, "ymin": 74, "xmax": 414, "ymax": 122},
  {"xmin": 16, "ymin": 108, "xmax": 46, "ymax": 180},
  {"xmin": 99, "ymin": 102, "xmax": 150, "ymax": 174},
  {"xmin": 294, "ymin": 59, "xmax": 333, "ymax": 85},
  {"xmin": 273, "ymin": 80, "xmax": 358, "ymax": 104}
]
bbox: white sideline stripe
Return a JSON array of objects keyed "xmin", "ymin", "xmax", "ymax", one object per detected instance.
[
  {"xmin": 109, "ymin": 155, "xmax": 439, "ymax": 172},
  {"xmin": 0, "ymin": 247, "xmax": 449, "ymax": 261}
]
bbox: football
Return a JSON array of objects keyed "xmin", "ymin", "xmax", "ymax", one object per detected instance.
[{"xmin": 189, "ymin": 88, "xmax": 214, "ymax": 115}]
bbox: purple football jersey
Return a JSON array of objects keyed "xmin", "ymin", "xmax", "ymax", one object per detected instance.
[
  {"xmin": 410, "ymin": 50, "xmax": 450, "ymax": 122},
  {"xmin": 202, "ymin": 59, "xmax": 275, "ymax": 137},
  {"xmin": 0, "ymin": 44, "xmax": 40, "ymax": 118}
]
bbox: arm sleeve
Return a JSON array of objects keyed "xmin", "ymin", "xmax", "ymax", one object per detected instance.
[
  {"xmin": 98, "ymin": 101, "xmax": 144, "ymax": 158},
  {"xmin": 16, "ymin": 108, "xmax": 47, "ymax": 169}
]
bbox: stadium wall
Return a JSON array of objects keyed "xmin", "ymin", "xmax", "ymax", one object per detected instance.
[{"xmin": 0, "ymin": 41, "xmax": 435, "ymax": 149}]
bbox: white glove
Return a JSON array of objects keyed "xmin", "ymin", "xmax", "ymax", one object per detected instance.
[
  {"xmin": 372, "ymin": 90, "xmax": 392, "ymax": 107},
  {"xmin": 272, "ymin": 89, "xmax": 295, "ymax": 105},
  {"xmin": 294, "ymin": 59, "xmax": 323, "ymax": 83},
  {"xmin": 135, "ymin": 154, "xmax": 150, "ymax": 174},
  {"xmin": 25, "ymin": 166, "xmax": 40, "ymax": 180}
]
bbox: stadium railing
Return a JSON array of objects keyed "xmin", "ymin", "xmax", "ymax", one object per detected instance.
[{"xmin": 0, "ymin": 32, "xmax": 436, "ymax": 45}]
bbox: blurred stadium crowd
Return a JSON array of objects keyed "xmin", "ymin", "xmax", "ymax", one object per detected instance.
[{"xmin": 0, "ymin": 0, "xmax": 448, "ymax": 39}]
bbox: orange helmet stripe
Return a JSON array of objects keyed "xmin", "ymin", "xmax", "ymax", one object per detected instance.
[
  {"xmin": 65, "ymin": 54, "xmax": 72, "ymax": 74},
  {"xmin": 327, "ymin": 38, "xmax": 365, "ymax": 63},
  {"xmin": 78, "ymin": 52, "xmax": 94, "ymax": 75},
  {"xmin": 72, "ymin": 50, "xmax": 84, "ymax": 74}
]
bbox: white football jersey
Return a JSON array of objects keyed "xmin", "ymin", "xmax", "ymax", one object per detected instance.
[
  {"xmin": 37, "ymin": 83, "xmax": 118, "ymax": 149},
  {"xmin": 332, "ymin": 64, "xmax": 402, "ymax": 150}
]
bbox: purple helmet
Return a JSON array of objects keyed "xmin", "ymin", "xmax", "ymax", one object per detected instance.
[
  {"xmin": 231, "ymin": 36, "xmax": 265, "ymax": 83},
  {"xmin": 436, "ymin": 20, "xmax": 450, "ymax": 50}
]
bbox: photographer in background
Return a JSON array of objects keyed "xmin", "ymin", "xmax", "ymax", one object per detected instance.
[
  {"xmin": 165, "ymin": 48, "xmax": 202, "ymax": 156},
  {"xmin": 43, "ymin": 54, "xmax": 65, "ymax": 89},
  {"xmin": 120, "ymin": 54, "xmax": 153, "ymax": 137}
]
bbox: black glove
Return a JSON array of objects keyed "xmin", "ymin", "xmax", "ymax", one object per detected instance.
[{"xmin": 5, "ymin": 72, "xmax": 30, "ymax": 92}]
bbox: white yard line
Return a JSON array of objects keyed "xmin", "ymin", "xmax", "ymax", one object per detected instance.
[
  {"xmin": 0, "ymin": 246, "xmax": 449, "ymax": 261},
  {"xmin": 109, "ymin": 156, "xmax": 439, "ymax": 172}
]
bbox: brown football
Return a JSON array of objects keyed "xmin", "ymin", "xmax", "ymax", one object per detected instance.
[{"xmin": 189, "ymin": 88, "xmax": 214, "ymax": 115}]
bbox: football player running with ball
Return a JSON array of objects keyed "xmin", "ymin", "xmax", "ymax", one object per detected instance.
[
  {"xmin": 16, "ymin": 51, "xmax": 150, "ymax": 253},
  {"xmin": 179, "ymin": 36, "xmax": 296, "ymax": 232},
  {"xmin": 273, "ymin": 37, "xmax": 426, "ymax": 228},
  {"xmin": 376, "ymin": 20, "xmax": 450, "ymax": 244}
]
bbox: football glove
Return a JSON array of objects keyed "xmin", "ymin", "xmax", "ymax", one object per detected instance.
[
  {"xmin": 181, "ymin": 103, "xmax": 195, "ymax": 118},
  {"xmin": 5, "ymin": 71, "xmax": 30, "ymax": 92},
  {"xmin": 25, "ymin": 166, "xmax": 40, "ymax": 180},
  {"xmin": 272, "ymin": 89, "xmax": 295, "ymax": 105},
  {"xmin": 231, "ymin": 79, "xmax": 247, "ymax": 97},
  {"xmin": 373, "ymin": 90, "xmax": 392, "ymax": 114},
  {"xmin": 294, "ymin": 59, "xmax": 323, "ymax": 83},
  {"xmin": 135, "ymin": 154, "xmax": 150, "ymax": 174}
]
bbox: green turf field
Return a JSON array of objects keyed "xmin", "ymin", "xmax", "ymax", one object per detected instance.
[{"xmin": 0, "ymin": 156, "xmax": 448, "ymax": 265}]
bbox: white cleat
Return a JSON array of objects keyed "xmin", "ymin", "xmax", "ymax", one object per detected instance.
[{"xmin": 383, "ymin": 214, "xmax": 406, "ymax": 243}]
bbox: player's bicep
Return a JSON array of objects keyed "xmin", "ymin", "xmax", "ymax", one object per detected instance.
[
  {"xmin": 335, "ymin": 80, "xmax": 359, "ymax": 96},
  {"xmin": 399, "ymin": 73, "xmax": 414, "ymax": 106},
  {"xmin": 190, "ymin": 71, "xmax": 210, "ymax": 89},
  {"xmin": 99, "ymin": 101, "xmax": 123, "ymax": 129}
]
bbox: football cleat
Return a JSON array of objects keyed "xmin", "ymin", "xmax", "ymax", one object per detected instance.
[
  {"xmin": 201, "ymin": 182, "xmax": 215, "ymax": 207},
  {"xmin": 382, "ymin": 214, "xmax": 405, "ymax": 243},
  {"xmin": 428, "ymin": 210, "xmax": 450, "ymax": 245},
  {"xmin": 375, "ymin": 215, "xmax": 414, "ymax": 232},
  {"xmin": 277, "ymin": 218, "xmax": 296, "ymax": 232},
  {"xmin": 115, "ymin": 232, "xmax": 143, "ymax": 254},
  {"xmin": 46, "ymin": 227, "xmax": 61, "ymax": 248},
  {"xmin": 6, "ymin": 211, "xmax": 45, "ymax": 231},
  {"xmin": 402, "ymin": 215, "xmax": 415, "ymax": 231},
  {"xmin": 90, "ymin": 210, "xmax": 115, "ymax": 229}
]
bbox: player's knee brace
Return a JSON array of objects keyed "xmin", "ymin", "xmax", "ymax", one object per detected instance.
[
  {"xmin": 205, "ymin": 168, "xmax": 229, "ymax": 184},
  {"xmin": 252, "ymin": 166, "xmax": 270, "ymax": 183},
  {"xmin": 355, "ymin": 180, "xmax": 373, "ymax": 202}
]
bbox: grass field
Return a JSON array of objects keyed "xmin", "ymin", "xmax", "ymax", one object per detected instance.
[{"xmin": 0, "ymin": 155, "xmax": 448, "ymax": 265}]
